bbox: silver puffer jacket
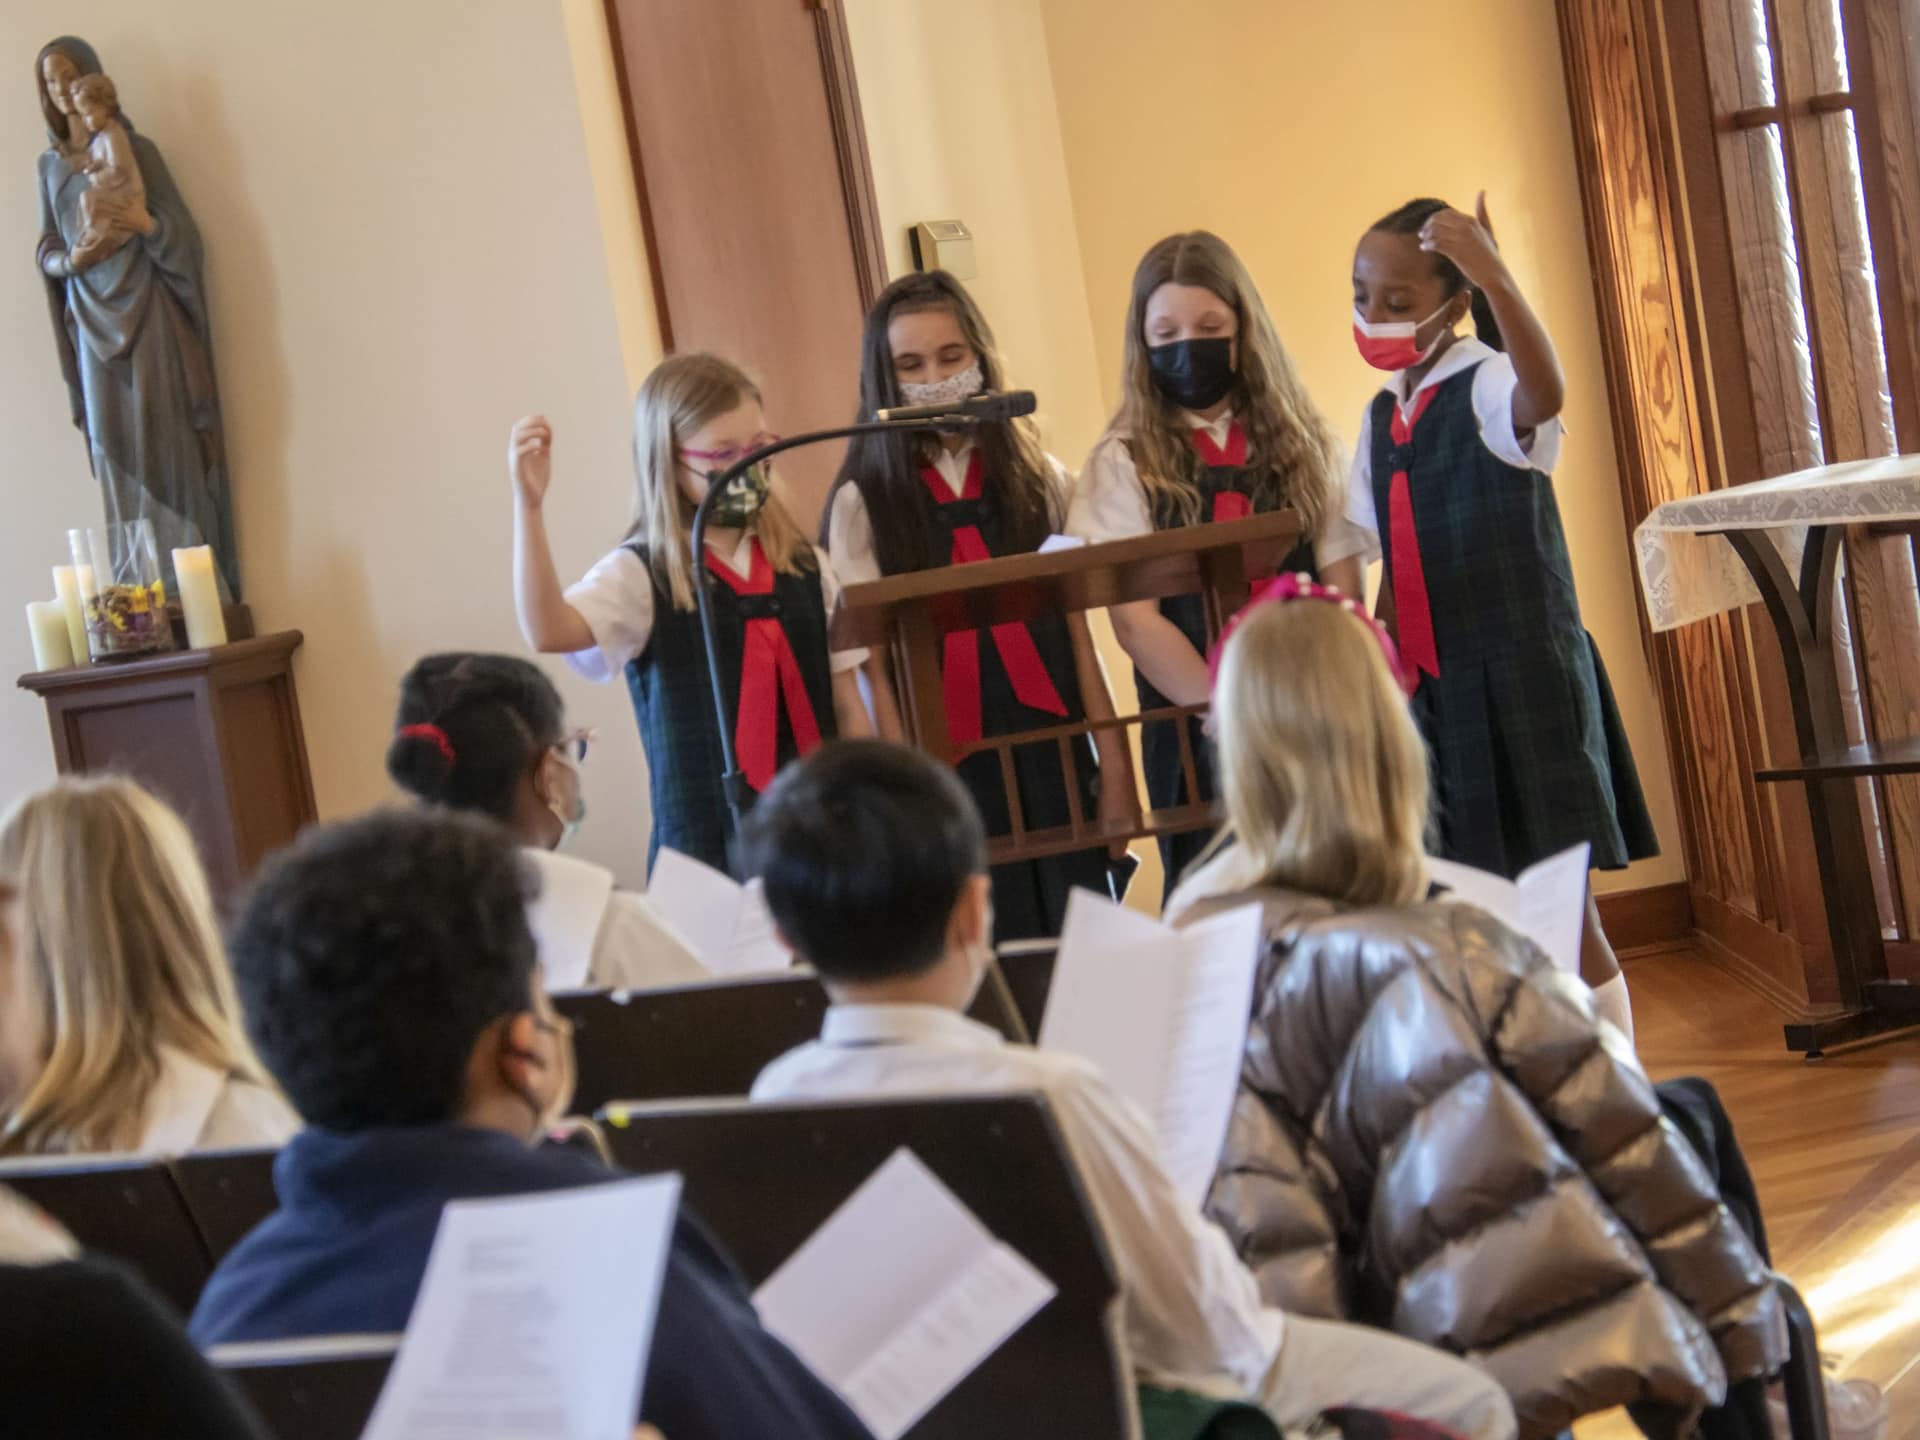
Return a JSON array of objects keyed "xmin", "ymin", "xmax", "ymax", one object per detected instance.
[{"xmin": 1178, "ymin": 886, "xmax": 1787, "ymax": 1440}]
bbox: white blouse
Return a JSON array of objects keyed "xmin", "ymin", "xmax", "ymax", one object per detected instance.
[
  {"xmin": 823, "ymin": 437, "xmax": 1076, "ymax": 599},
  {"xmin": 564, "ymin": 533, "xmax": 867, "ymax": 684},
  {"xmin": 1066, "ymin": 408, "xmax": 1374, "ymax": 568},
  {"xmin": 136, "ymin": 1046, "xmax": 300, "ymax": 1155},
  {"xmin": 1342, "ymin": 338, "xmax": 1565, "ymax": 539}
]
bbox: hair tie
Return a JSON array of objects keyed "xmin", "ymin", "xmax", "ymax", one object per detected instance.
[
  {"xmin": 1208, "ymin": 572, "xmax": 1418, "ymax": 697},
  {"xmin": 398, "ymin": 722, "xmax": 457, "ymax": 767}
]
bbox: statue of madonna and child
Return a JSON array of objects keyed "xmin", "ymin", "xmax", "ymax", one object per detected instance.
[{"xmin": 33, "ymin": 35, "xmax": 240, "ymax": 604}]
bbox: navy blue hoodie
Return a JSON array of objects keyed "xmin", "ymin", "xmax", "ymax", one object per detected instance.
[{"xmin": 189, "ymin": 1126, "xmax": 870, "ymax": 1440}]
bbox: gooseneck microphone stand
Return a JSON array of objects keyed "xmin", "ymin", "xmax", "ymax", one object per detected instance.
[{"xmin": 691, "ymin": 391, "xmax": 1037, "ymax": 844}]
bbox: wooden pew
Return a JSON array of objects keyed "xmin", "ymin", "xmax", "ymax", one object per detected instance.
[
  {"xmin": 0, "ymin": 1155, "xmax": 213, "ymax": 1316},
  {"xmin": 557, "ymin": 956, "xmax": 1038, "ymax": 1117},
  {"xmin": 599, "ymin": 1093, "xmax": 1131, "ymax": 1440},
  {"xmin": 212, "ymin": 1339, "xmax": 396, "ymax": 1440},
  {"xmin": 169, "ymin": 1147, "xmax": 283, "ymax": 1265}
]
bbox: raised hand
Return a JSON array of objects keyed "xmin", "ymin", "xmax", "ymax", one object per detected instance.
[
  {"xmin": 509, "ymin": 415, "xmax": 554, "ymax": 509},
  {"xmin": 1419, "ymin": 191, "xmax": 1508, "ymax": 291}
]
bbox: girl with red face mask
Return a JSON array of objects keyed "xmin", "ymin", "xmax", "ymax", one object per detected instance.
[{"xmin": 1345, "ymin": 193, "xmax": 1657, "ymax": 1036}]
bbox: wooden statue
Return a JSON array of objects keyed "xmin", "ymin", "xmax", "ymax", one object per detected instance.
[{"xmin": 34, "ymin": 36, "xmax": 239, "ymax": 602}]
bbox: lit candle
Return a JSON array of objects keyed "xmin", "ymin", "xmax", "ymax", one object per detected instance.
[
  {"xmin": 172, "ymin": 546, "xmax": 227, "ymax": 650},
  {"xmin": 51, "ymin": 565, "xmax": 89, "ymax": 664},
  {"xmin": 26, "ymin": 600, "xmax": 73, "ymax": 671}
]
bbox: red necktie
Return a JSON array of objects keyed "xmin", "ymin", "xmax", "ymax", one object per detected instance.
[
  {"xmin": 926, "ymin": 451, "xmax": 1066, "ymax": 746},
  {"xmin": 706, "ymin": 540, "xmax": 822, "ymax": 792},
  {"xmin": 1387, "ymin": 389, "xmax": 1440, "ymax": 682}
]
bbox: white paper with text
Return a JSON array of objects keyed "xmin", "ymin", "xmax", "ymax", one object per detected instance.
[
  {"xmin": 1427, "ymin": 842, "xmax": 1591, "ymax": 974},
  {"xmin": 1039, "ymin": 888, "xmax": 1265, "ymax": 1208},
  {"xmin": 647, "ymin": 848, "xmax": 792, "ymax": 976},
  {"xmin": 753, "ymin": 1149, "xmax": 1053, "ymax": 1440},
  {"xmin": 360, "ymin": 1175, "xmax": 681, "ymax": 1440}
]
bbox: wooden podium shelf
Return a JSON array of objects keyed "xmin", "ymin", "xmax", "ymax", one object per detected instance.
[{"xmin": 833, "ymin": 512, "xmax": 1304, "ymax": 863}]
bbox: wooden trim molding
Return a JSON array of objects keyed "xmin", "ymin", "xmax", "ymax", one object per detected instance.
[
  {"xmin": 1598, "ymin": 883, "xmax": 1695, "ymax": 952},
  {"xmin": 812, "ymin": 0, "xmax": 890, "ymax": 308},
  {"xmin": 600, "ymin": 0, "xmax": 676, "ymax": 350}
]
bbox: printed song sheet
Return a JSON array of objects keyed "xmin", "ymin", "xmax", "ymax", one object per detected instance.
[
  {"xmin": 648, "ymin": 848, "xmax": 792, "ymax": 977},
  {"xmin": 754, "ymin": 1149, "xmax": 1054, "ymax": 1440},
  {"xmin": 1427, "ymin": 842, "xmax": 1591, "ymax": 974},
  {"xmin": 1039, "ymin": 889, "xmax": 1264, "ymax": 1208},
  {"xmin": 361, "ymin": 1176, "xmax": 682, "ymax": 1440}
]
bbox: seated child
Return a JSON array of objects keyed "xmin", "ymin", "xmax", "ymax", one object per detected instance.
[
  {"xmin": 189, "ymin": 807, "xmax": 871, "ymax": 1440},
  {"xmin": 68, "ymin": 74, "xmax": 153, "ymax": 268},
  {"xmin": 1166, "ymin": 578, "xmax": 1788, "ymax": 1439},
  {"xmin": 742, "ymin": 739, "xmax": 1515, "ymax": 1440}
]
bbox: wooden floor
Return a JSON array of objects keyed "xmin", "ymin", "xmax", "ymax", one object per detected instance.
[{"xmin": 1574, "ymin": 944, "xmax": 1920, "ymax": 1439}]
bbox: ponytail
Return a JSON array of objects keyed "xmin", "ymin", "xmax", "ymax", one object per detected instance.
[{"xmin": 1368, "ymin": 197, "xmax": 1505, "ymax": 353}]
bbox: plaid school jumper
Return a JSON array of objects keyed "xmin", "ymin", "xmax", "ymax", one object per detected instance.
[
  {"xmin": 623, "ymin": 541, "xmax": 837, "ymax": 878},
  {"xmin": 918, "ymin": 455, "xmax": 1107, "ymax": 940},
  {"xmin": 1133, "ymin": 426, "xmax": 1317, "ymax": 889},
  {"xmin": 1368, "ymin": 364, "xmax": 1658, "ymax": 876}
]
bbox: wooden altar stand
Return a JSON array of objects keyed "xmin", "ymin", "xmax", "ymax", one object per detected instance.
[
  {"xmin": 17, "ymin": 611, "xmax": 317, "ymax": 906},
  {"xmin": 830, "ymin": 511, "xmax": 1303, "ymax": 865}
]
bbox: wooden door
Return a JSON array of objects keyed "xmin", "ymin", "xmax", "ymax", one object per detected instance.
[{"xmin": 605, "ymin": 0, "xmax": 887, "ymax": 531}]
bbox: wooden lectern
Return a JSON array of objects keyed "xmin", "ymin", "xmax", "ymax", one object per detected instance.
[
  {"xmin": 830, "ymin": 511, "xmax": 1304, "ymax": 864},
  {"xmin": 18, "ymin": 623, "xmax": 318, "ymax": 905}
]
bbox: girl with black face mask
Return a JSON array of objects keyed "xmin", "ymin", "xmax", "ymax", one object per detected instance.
[{"xmin": 1069, "ymin": 231, "xmax": 1365, "ymax": 891}]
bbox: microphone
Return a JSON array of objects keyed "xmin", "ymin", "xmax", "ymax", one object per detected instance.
[{"xmin": 873, "ymin": 390, "xmax": 1038, "ymax": 425}]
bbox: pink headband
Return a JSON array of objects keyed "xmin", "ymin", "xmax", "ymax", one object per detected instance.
[{"xmin": 1208, "ymin": 572, "xmax": 1418, "ymax": 697}]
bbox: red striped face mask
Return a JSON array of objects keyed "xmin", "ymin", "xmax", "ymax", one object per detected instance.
[{"xmin": 1352, "ymin": 302, "xmax": 1454, "ymax": 371}]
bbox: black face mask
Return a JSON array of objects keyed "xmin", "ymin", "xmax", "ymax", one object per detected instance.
[{"xmin": 1146, "ymin": 337, "xmax": 1236, "ymax": 411}]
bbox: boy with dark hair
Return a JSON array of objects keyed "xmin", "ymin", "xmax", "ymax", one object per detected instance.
[
  {"xmin": 743, "ymin": 741, "xmax": 1515, "ymax": 1440},
  {"xmin": 191, "ymin": 807, "xmax": 869, "ymax": 1440}
]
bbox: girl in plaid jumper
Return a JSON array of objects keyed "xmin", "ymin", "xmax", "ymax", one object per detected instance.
[
  {"xmin": 508, "ymin": 354, "xmax": 872, "ymax": 877},
  {"xmin": 1345, "ymin": 194, "xmax": 1656, "ymax": 1038}
]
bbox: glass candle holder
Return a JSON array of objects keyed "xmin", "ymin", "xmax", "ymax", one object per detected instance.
[{"xmin": 69, "ymin": 520, "xmax": 176, "ymax": 662}]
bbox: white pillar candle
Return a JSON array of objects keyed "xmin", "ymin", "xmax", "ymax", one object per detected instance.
[
  {"xmin": 26, "ymin": 600, "xmax": 74, "ymax": 671},
  {"xmin": 172, "ymin": 545, "xmax": 227, "ymax": 650},
  {"xmin": 51, "ymin": 566, "xmax": 89, "ymax": 664}
]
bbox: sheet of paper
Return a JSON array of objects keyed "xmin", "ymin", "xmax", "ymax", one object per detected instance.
[
  {"xmin": 1428, "ymin": 842, "xmax": 1590, "ymax": 974},
  {"xmin": 1037, "ymin": 533, "xmax": 1086, "ymax": 554},
  {"xmin": 1040, "ymin": 888, "xmax": 1265, "ymax": 1208},
  {"xmin": 360, "ymin": 1176, "xmax": 681, "ymax": 1440},
  {"xmin": 1153, "ymin": 902, "xmax": 1266, "ymax": 1208},
  {"xmin": 523, "ymin": 852, "xmax": 615, "ymax": 991},
  {"xmin": 754, "ymin": 1149, "xmax": 1053, "ymax": 1440},
  {"xmin": 646, "ymin": 849, "xmax": 791, "ymax": 977}
]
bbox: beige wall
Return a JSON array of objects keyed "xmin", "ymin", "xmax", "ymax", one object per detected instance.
[
  {"xmin": 1037, "ymin": 0, "xmax": 1684, "ymax": 891},
  {"xmin": 3, "ymin": 2, "xmax": 660, "ymax": 882},
  {"xmin": 844, "ymin": 0, "xmax": 1107, "ymax": 467}
]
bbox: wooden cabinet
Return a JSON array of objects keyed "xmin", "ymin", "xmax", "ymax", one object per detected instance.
[{"xmin": 17, "ymin": 632, "xmax": 317, "ymax": 905}]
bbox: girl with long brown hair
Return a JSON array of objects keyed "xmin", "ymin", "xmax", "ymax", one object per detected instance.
[
  {"xmin": 509, "ymin": 353, "xmax": 872, "ymax": 875},
  {"xmin": 823, "ymin": 271, "xmax": 1135, "ymax": 937},
  {"xmin": 1070, "ymin": 231, "xmax": 1369, "ymax": 887}
]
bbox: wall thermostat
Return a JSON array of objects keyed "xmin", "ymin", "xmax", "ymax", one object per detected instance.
[{"xmin": 910, "ymin": 220, "xmax": 977, "ymax": 280}]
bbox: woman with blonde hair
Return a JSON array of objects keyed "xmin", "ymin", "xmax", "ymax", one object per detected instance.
[
  {"xmin": 1168, "ymin": 578, "xmax": 1787, "ymax": 1439},
  {"xmin": 1070, "ymin": 231, "xmax": 1372, "ymax": 885},
  {"xmin": 0, "ymin": 775, "xmax": 296, "ymax": 1157},
  {"xmin": 508, "ymin": 352, "xmax": 871, "ymax": 876}
]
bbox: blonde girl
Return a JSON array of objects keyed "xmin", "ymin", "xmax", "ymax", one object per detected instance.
[
  {"xmin": 510, "ymin": 353, "xmax": 870, "ymax": 876},
  {"xmin": 1070, "ymin": 232, "xmax": 1370, "ymax": 887},
  {"xmin": 0, "ymin": 775, "xmax": 295, "ymax": 1157}
]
